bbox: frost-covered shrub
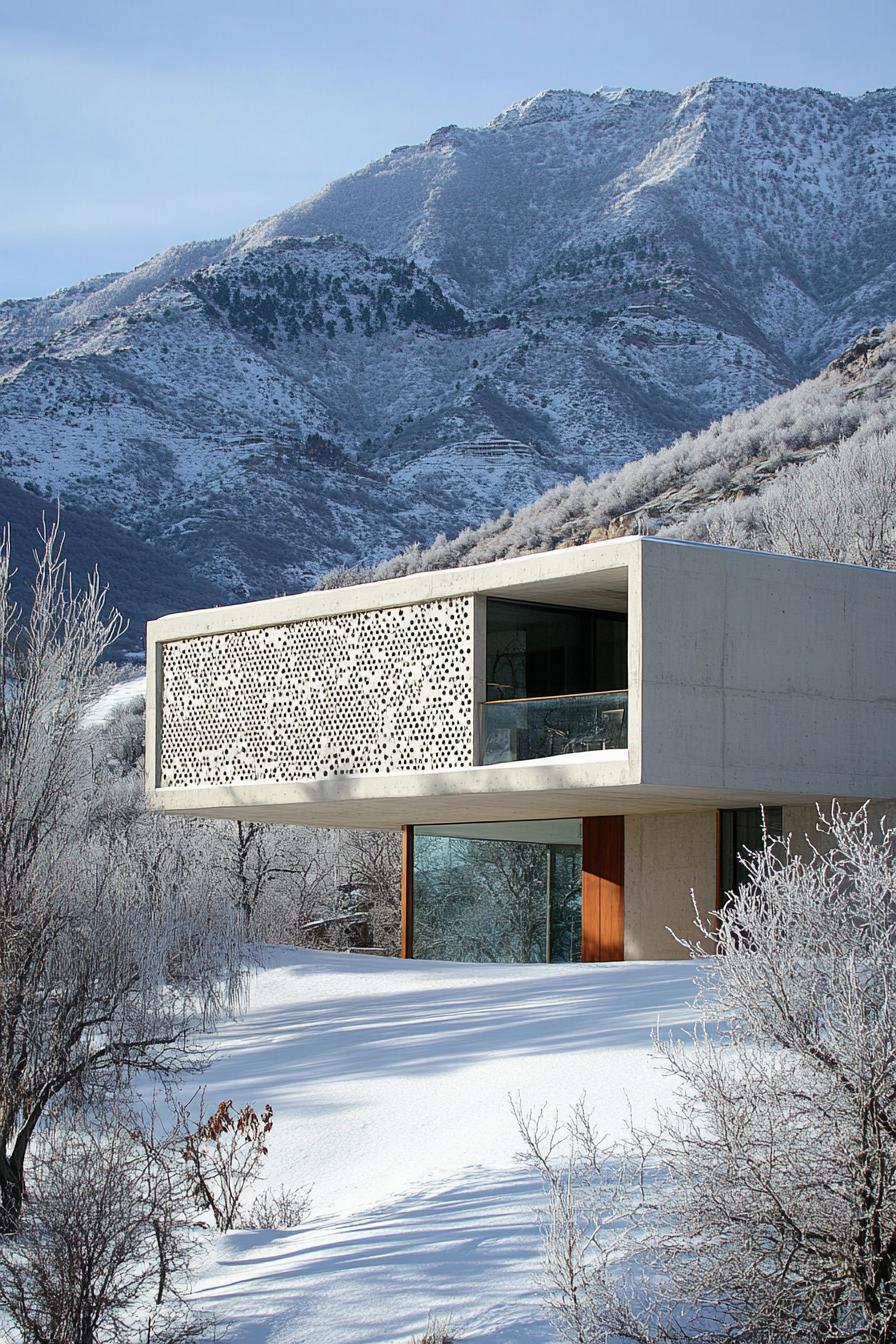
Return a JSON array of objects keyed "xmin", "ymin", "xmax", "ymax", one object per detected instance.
[
  {"xmin": 520, "ymin": 804, "xmax": 896, "ymax": 1344},
  {"xmin": 241, "ymin": 1183, "xmax": 312, "ymax": 1230},
  {"xmin": 0, "ymin": 1118, "xmax": 203, "ymax": 1344},
  {"xmin": 687, "ymin": 427, "xmax": 896, "ymax": 568}
]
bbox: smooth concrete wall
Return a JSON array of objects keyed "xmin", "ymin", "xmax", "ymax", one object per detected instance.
[
  {"xmin": 624, "ymin": 810, "xmax": 717, "ymax": 960},
  {"xmin": 640, "ymin": 542, "xmax": 896, "ymax": 800}
]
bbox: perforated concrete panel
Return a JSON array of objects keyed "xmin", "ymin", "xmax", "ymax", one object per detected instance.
[{"xmin": 157, "ymin": 597, "xmax": 476, "ymax": 788}]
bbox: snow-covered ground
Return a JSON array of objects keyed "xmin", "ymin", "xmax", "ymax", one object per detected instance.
[
  {"xmin": 81, "ymin": 673, "xmax": 146, "ymax": 726},
  {"xmin": 189, "ymin": 948, "xmax": 703, "ymax": 1344}
]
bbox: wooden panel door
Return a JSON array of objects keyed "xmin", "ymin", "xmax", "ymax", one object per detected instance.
[
  {"xmin": 400, "ymin": 825, "xmax": 413, "ymax": 959},
  {"xmin": 582, "ymin": 816, "xmax": 625, "ymax": 962}
]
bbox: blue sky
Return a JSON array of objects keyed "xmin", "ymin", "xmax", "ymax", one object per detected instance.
[{"xmin": 2, "ymin": 0, "xmax": 894, "ymax": 300}]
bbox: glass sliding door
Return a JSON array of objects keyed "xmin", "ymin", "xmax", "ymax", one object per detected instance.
[
  {"xmin": 718, "ymin": 806, "xmax": 784, "ymax": 910},
  {"xmin": 411, "ymin": 819, "xmax": 583, "ymax": 963}
]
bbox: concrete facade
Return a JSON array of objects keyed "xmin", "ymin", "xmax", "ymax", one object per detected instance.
[
  {"xmin": 624, "ymin": 811, "xmax": 718, "ymax": 960},
  {"xmin": 147, "ymin": 538, "xmax": 896, "ymax": 825},
  {"xmin": 627, "ymin": 800, "xmax": 896, "ymax": 962},
  {"xmin": 145, "ymin": 538, "xmax": 896, "ymax": 962},
  {"xmin": 159, "ymin": 595, "xmax": 477, "ymax": 787},
  {"xmin": 639, "ymin": 542, "xmax": 896, "ymax": 800}
]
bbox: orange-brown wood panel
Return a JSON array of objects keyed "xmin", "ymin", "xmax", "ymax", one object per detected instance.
[
  {"xmin": 400, "ymin": 825, "xmax": 414, "ymax": 959},
  {"xmin": 582, "ymin": 816, "xmax": 625, "ymax": 962}
]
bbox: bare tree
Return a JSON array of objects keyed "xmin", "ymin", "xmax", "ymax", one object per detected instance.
[
  {"xmin": 222, "ymin": 822, "xmax": 401, "ymax": 954},
  {"xmin": 95, "ymin": 691, "xmax": 403, "ymax": 954},
  {"xmin": 0, "ymin": 523, "xmax": 244, "ymax": 1230},
  {"xmin": 520, "ymin": 804, "xmax": 896, "ymax": 1344},
  {"xmin": 181, "ymin": 1095, "xmax": 273, "ymax": 1232},
  {"xmin": 341, "ymin": 828, "xmax": 401, "ymax": 954},
  {"xmin": 211, "ymin": 819, "xmax": 339, "ymax": 937},
  {"xmin": 0, "ymin": 1114, "xmax": 203, "ymax": 1344}
]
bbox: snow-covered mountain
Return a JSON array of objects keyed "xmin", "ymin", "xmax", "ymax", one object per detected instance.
[
  {"xmin": 1, "ymin": 476, "xmax": 229, "ymax": 655},
  {"xmin": 322, "ymin": 325, "xmax": 896, "ymax": 585},
  {"xmin": 1, "ymin": 79, "xmax": 894, "ymax": 599}
]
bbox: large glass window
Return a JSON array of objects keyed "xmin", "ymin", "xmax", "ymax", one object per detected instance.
[
  {"xmin": 485, "ymin": 600, "xmax": 626, "ymax": 701},
  {"xmin": 719, "ymin": 806, "xmax": 784, "ymax": 910},
  {"xmin": 410, "ymin": 820, "xmax": 582, "ymax": 963},
  {"xmin": 483, "ymin": 599, "xmax": 628, "ymax": 763}
]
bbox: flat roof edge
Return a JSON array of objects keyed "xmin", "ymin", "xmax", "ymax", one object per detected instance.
[
  {"xmin": 146, "ymin": 535, "xmax": 896, "ymax": 646},
  {"xmin": 147, "ymin": 535, "xmax": 641, "ymax": 642}
]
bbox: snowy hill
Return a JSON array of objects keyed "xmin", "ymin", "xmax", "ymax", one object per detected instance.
[
  {"xmin": 1, "ymin": 80, "xmax": 894, "ymax": 600},
  {"xmin": 187, "ymin": 947, "xmax": 701, "ymax": 1343},
  {"xmin": 319, "ymin": 324, "xmax": 896, "ymax": 585}
]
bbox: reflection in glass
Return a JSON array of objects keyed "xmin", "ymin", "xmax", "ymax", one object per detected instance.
[
  {"xmin": 486, "ymin": 599, "xmax": 626, "ymax": 700},
  {"xmin": 411, "ymin": 820, "xmax": 582, "ymax": 963},
  {"xmin": 718, "ymin": 806, "xmax": 784, "ymax": 910},
  {"xmin": 547, "ymin": 843, "xmax": 582, "ymax": 962},
  {"xmin": 482, "ymin": 691, "xmax": 627, "ymax": 764}
]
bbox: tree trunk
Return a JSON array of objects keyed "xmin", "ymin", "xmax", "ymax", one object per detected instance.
[{"xmin": 0, "ymin": 1155, "xmax": 24, "ymax": 1233}]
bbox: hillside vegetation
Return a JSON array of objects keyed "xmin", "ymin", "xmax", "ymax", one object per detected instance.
[
  {"xmin": 320, "ymin": 325, "xmax": 896, "ymax": 586},
  {"xmin": 0, "ymin": 477, "xmax": 228, "ymax": 654}
]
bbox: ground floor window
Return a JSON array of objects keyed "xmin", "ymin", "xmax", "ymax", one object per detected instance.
[
  {"xmin": 718, "ymin": 806, "xmax": 783, "ymax": 909},
  {"xmin": 410, "ymin": 820, "xmax": 583, "ymax": 963}
]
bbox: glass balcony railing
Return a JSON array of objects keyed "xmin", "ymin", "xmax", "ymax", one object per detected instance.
[{"xmin": 481, "ymin": 691, "xmax": 628, "ymax": 765}]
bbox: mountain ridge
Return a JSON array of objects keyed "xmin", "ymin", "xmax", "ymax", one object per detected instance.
[{"xmin": 1, "ymin": 78, "xmax": 894, "ymax": 602}]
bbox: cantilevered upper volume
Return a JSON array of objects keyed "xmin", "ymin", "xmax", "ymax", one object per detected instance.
[{"xmin": 146, "ymin": 537, "xmax": 896, "ymax": 962}]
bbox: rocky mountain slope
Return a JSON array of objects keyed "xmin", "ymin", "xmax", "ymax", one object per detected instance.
[
  {"xmin": 1, "ymin": 477, "xmax": 229, "ymax": 655},
  {"xmin": 320, "ymin": 325, "xmax": 896, "ymax": 585},
  {"xmin": 1, "ymin": 79, "xmax": 894, "ymax": 599}
]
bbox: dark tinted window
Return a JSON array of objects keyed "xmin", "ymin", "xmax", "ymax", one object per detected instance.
[
  {"xmin": 719, "ymin": 806, "xmax": 784, "ymax": 909},
  {"xmin": 485, "ymin": 599, "xmax": 626, "ymax": 701}
]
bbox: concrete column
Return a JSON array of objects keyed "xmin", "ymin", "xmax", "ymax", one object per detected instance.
[{"xmin": 624, "ymin": 811, "xmax": 718, "ymax": 959}]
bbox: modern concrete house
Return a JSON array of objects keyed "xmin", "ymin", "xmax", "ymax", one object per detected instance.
[{"xmin": 146, "ymin": 537, "xmax": 896, "ymax": 963}]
